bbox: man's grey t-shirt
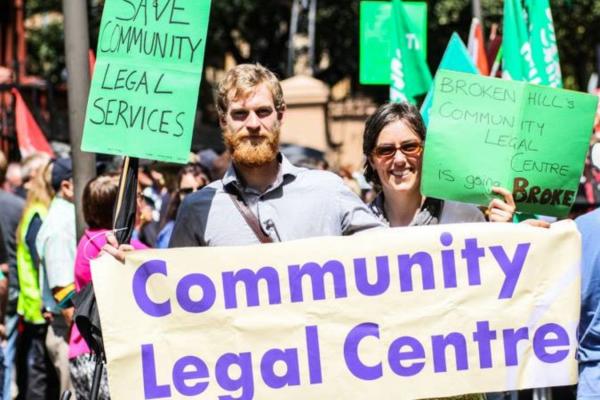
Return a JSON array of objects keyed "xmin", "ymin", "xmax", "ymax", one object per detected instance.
[{"xmin": 169, "ymin": 155, "xmax": 383, "ymax": 247}]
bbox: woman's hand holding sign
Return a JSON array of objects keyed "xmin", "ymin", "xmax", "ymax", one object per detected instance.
[
  {"xmin": 101, "ymin": 232, "xmax": 134, "ymax": 263},
  {"xmin": 486, "ymin": 186, "xmax": 551, "ymax": 227},
  {"xmin": 486, "ymin": 186, "xmax": 516, "ymax": 223}
]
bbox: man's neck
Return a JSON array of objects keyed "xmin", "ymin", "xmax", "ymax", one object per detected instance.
[
  {"xmin": 235, "ymin": 158, "xmax": 280, "ymax": 193},
  {"xmin": 55, "ymin": 192, "xmax": 74, "ymax": 203}
]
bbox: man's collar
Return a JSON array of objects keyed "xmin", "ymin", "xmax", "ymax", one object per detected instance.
[
  {"xmin": 51, "ymin": 195, "xmax": 74, "ymax": 207},
  {"xmin": 222, "ymin": 153, "xmax": 301, "ymax": 193}
]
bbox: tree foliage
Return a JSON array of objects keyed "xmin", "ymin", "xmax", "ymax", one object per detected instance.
[
  {"xmin": 20, "ymin": 1, "xmax": 600, "ymax": 92},
  {"xmin": 426, "ymin": 0, "xmax": 599, "ymax": 90},
  {"xmin": 24, "ymin": 0, "xmax": 64, "ymax": 82},
  {"xmin": 25, "ymin": 22, "xmax": 64, "ymax": 83},
  {"xmin": 204, "ymin": 1, "xmax": 361, "ymax": 86}
]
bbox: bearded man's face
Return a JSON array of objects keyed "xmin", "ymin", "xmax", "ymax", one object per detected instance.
[{"xmin": 222, "ymin": 83, "xmax": 282, "ymax": 168}]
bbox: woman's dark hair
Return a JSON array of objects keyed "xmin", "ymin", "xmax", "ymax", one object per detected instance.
[
  {"xmin": 82, "ymin": 173, "xmax": 120, "ymax": 229},
  {"xmin": 362, "ymin": 102, "xmax": 426, "ymax": 186},
  {"xmin": 162, "ymin": 163, "xmax": 208, "ymax": 227}
]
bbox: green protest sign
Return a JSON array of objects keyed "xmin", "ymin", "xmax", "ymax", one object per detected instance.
[
  {"xmin": 82, "ymin": 0, "xmax": 211, "ymax": 163},
  {"xmin": 359, "ymin": 1, "xmax": 427, "ymax": 85},
  {"xmin": 421, "ymin": 70, "xmax": 598, "ymax": 217}
]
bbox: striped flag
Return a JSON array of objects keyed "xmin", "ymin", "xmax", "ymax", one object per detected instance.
[
  {"xmin": 502, "ymin": 0, "xmax": 541, "ymax": 83},
  {"xmin": 525, "ymin": 0, "xmax": 562, "ymax": 87},
  {"xmin": 389, "ymin": 0, "xmax": 432, "ymax": 104}
]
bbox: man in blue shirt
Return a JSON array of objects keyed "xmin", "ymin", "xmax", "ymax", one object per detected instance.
[
  {"xmin": 168, "ymin": 63, "xmax": 382, "ymax": 247},
  {"xmin": 106, "ymin": 64, "xmax": 381, "ymax": 253},
  {"xmin": 576, "ymin": 207, "xmax": 600, "ymax": 399}
]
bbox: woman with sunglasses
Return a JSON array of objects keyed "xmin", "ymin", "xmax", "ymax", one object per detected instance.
[
  {"xmin": 363, "ymin": 102, "xmax": 516, "ymax": 228},
  {"xmin": 155, "ymin": 163, "xmax": 210, "ymax": 248}
]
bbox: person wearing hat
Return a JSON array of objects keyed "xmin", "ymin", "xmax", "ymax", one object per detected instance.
[{"xmin": 35, "ymin": 157, "xmax": 76, "ymax": 397}]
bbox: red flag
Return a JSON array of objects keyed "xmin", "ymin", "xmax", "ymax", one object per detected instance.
[
  {"xmin": 11, "ymin": 88, "xmax": 54, "ymax": 158},
  {"xmin": 467, "ymin": 18, "xmax": 490, "ymax": 76},
  {"xmin": 89, "ymin": 49, "xmax": 96, "ymax": 79}
]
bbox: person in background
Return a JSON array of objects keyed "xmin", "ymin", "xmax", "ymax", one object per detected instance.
[
  {"xmin": 195, "ymin": 148, "xmax": 218, "ymax": 181},
  {"xmin": 35, "ymin": 158, "xmax": 76, "ymax": 398},
  {"xmin": 336, "ymin": 165, "xmax": 362, "ymax": 197},
  {"xmin": 572, "ymin": 135, "xmax": 600, "ymax": 218},
  {"xmin": 135, "ymin": 194, "xmax": 160, "ymax": 248},
  {"xmin": 139, "ymin": 164, "xmax": 168, "ymax": 223},
  {"xmin": 69, "ymin": 174, "xmax": 147, "ymax": 400},
  {"xmin": 15, "ymin": 153, "xmax": 50, "ymax": 200},
  {"xmin": 2, "ymin": 162, "xmax": 22, "ymax": 194},
  {"xmin": 155, "ymin": 163, "xmax": 209, "ymax": 248},
  {"xmin": 0, "ymin": 151, "xmax": 24, "ymax": 400},
  {"xmin": 576, "ymin": 207, "xmax": 600, "ymax": 400},
  {"xmin": 576, "ymin": 95, "xmax": 600, "ymax": 400},
  {"xmin": 0, "ymin": 229, "xmax": 8, "ymax": 399},
  {"xmin": 15, "ymin": 160, "xmax": 57, "ymax": 400}
]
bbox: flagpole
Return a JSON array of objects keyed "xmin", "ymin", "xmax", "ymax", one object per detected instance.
[
  {"xmin": 472, "ymin": 0, "xmax": 482, "ymax": 21},
  {"xmin": 307, "ymin": 0, "xmax": 317, "ymax": 74},
  {"xmin": 62, "ymin": 0, "xmax": 96, "ymax": 239}
]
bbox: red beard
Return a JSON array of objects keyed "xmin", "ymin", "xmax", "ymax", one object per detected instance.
[{"xmin": 223, "ymin": 123, "xmax": 280, "ymax": 168}]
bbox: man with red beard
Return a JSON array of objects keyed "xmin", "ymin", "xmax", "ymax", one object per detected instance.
[{"xmin": 166, "ymin": 63, "xmax": 383, "ymax": 247}]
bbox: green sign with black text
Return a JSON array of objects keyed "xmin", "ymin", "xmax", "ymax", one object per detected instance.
[
  {"xmin": 82, "ymin": 0, "xmax": 211, "ymax": 163},
  {"xmin": 422, "ymin": 70, "xmax": 598, "ymax": 217}
]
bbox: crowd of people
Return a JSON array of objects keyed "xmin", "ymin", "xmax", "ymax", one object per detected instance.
[{"xmin": 0, "ymin": 63, "xmax": 597, "ymax": 399}]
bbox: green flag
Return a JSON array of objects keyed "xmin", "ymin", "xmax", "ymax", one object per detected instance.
[
  {"xmin": 390, "ymin": 0, "xmax": 432, "ymax": 104},
  {"xmin": 525, "ymin": 0, "xmax": 562, "ymax": 87},
  {"xmin": 502, "ymin": 0, "xmax": 541, "ymax": 83},
  {"xmin": 420, "ymin": 33, "xmax": 478, "ymax": 126}
]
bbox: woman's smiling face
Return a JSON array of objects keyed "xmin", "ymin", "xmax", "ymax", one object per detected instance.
[{"xmin": 369, "ymin": 119, "xmax": 423, "ymax": 195}]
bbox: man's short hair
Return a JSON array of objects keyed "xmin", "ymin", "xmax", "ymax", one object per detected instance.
[{"xmin": 215, "ymin": 63, "xmax": 285, "ymax": 119}]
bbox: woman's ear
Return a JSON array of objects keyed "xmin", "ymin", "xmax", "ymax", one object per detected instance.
[{"xmin": 367, "ymin": 155, "xmax": 375, "ymax": 169}]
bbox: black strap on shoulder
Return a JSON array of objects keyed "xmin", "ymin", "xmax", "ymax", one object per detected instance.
[{"xmin": 228, "ymin": 193, "xmax": 273, "ymax": 244}]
